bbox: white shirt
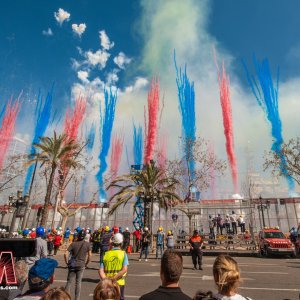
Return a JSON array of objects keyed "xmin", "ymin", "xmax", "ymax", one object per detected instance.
[{"xmin": 214, "ymin": 293, "xmax": 252, "ymax": 300}]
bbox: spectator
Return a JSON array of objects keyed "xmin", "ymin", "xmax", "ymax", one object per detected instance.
[
  {"xmin": 25, "ymin": 226, "xmax": 48, "ymax": 269},
  {"xmin": 139, "ymin": 250, "xmax": 191, "ymax": 300},
  {"xmin": 156, "ymin": 227, "xmax": 165, "ymax": 259},
  {"xmin": 208, "ymin": 216, "xmax": 215, "ymax": 235},
  {"xmin": 230, "ymin": 211, "xmax": 237, "ymax": 235},
  {"xmin": 53, "ymin": 232, "xmax": 62, "ymax": 255},
  {"xmin": 224, "ymin": 215, "xmax": 231, "ymax": 234},
  {"xmin": 63, "ymin": 227, "xmax": 71, "ymax": 245},
  {"xmin": 139, "ymin": 227, "xmax": 151, "ymax": 262},
  {"xmin": 85, "ymin": 229, "xmax": 91, "ymax": 242},
  {"xmin": 93, "ymin": 278, "xmax": 120, "ymax": 300},
  {"xmin": 216, "ymin": 214, "xmax": 224, "ymax": 235},
  {"xmin": 122, "ymin": 227, "xmax": 131, "ymax": 252},
  {"xmin": 166, "ymin": 230, "xmax": 175, "ymax": 250},
  {"xmin": 64, "ymin": 230, "xmax": 92, "ymax": 300},
  {"xmin": 0, "ymin": 260, "xmax": 28, "ymax": 300},
  {"xmin": 212, "ymin": 255, "xmax": 252, "ymax": 300},
  {"xmin": 92, "ymin": 229, "xmax": 102, "ymax": 253},
  {"xmin": 41, "ymin": 288, "xmax": 71, "ymax": 300},
  {"xmin": 100, "ymin": 226, "xmax": 113, "ymax": 263},
  {"xmin": 99, "ymin": 233, "xmax": 129, "ymax": 300},
  {"xmin": 237, "ymin": 215, "xmax": 245, "ymax": 233},
  {"xmin": 133, "ymin": 226, "xmax": 141, "ymax": 253},
  {"xmin": 15, "ymin": 258, "xmax": 58, "ymax": 299},
  {"xmin": 189, "ymin": 229, "xmax": 203, "ymax": 270}
]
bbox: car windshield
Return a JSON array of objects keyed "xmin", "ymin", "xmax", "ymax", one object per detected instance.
[{"xmin": 264, "ymin": 232, "xmax": 285, "ymax": 239}]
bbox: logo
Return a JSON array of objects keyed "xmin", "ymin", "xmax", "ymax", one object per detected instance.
[{"xmin": 0, "ymin": 252, "xmax": 17, "ymax": 288}]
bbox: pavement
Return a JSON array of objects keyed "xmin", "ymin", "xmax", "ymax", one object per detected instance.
[{"xmin": 38, "ymin": 252, "xmax": 300, "ymax": 300}]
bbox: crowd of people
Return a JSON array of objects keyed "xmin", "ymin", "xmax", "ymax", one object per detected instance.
[{"xmin": 0, "ymin": 223, "xmax": 258, "ymax": 300}]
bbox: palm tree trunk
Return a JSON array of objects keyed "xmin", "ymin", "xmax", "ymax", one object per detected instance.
[{"xmin": 40, "ymin": 163, "xmax": 56, "ymax": 227}]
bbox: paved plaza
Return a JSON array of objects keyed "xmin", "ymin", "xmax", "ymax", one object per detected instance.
[{"xmin": 45, "ymin": 253, "xmax": 300, "ymax": 300}]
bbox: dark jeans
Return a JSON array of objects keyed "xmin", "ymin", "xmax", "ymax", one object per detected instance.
[
  {"xmin": 123, "ymin": 240, "xmax": 130, "ymax": 252},
  {"xmin": 120, "ymin": 285, "xmax": 125, "ymax": 300},
  {"xmin": 65, "ymin": 267, "xmax": 84, "ymax": 300},
  {"xmin": 156, "ymin": 244, "xmax": 163, "ymax": 258},
  {"xmin": 139, "ymin": 244, "xmax": 149, "ymax": 259},
  {"xmin": 92, "ymin": 242, "xmax": 100, "ymax": 253},
  {"xmin": 240, "ymin": 223, "xmax": 245, "ymax": 233},
  {"xmin": 191, "ymin": 250, "xmax": 202, "ymax": 268},
  {"xmin": 54, "ymin": 245, "xmax": 60, "ymax": 255},
  {"xmin": 209, "ymin": 227, "xmax": 214, "ymax": 234},
  {"xmin": 232, "ymin": 222, "xmax": 237, "ymax": 234},
  {"xmin": 217, "ymin": 225, "xmax": 223, "ymax": 235},
  {"xmin": 100, "ymin": 247, "xmax": 109, "ymax": 264},
  {"xmin": 135, "ymin": 239, "xmax": 141, "ymax": 253},
  {"xmin": 225, "ymin": 223, "xmax": 230, "ymax": 233}
]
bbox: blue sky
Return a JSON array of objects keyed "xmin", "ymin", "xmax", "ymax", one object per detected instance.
[{"xmin": 1, "ymin": 0, "xmax": 300, "ymax": 197}]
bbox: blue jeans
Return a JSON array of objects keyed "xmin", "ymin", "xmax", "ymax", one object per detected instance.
[
  {"xmin": 139, "ymin": 244, "xmax": 149, "ymax": 259},
  {"xmin": 156, "ymin": 244, "xmax": 163, "ymax": 258}
]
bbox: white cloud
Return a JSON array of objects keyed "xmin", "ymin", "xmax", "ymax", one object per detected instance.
[
  {"xmin": 71, "ymin": 58, "xmax": 81, "ymax": 70},
  {"xmin": 54, "ymin": 8, "xmax": 70, "ymax": 25},
  {"xmin": 113, "ymin": 52, "xmax": 131, "ymax": 69},
  {"xmin": 99, "ymin": 30, "xmax": 114, "ymax": 50},
  {"xmin": 77, "ymin": 70, "xmax": 89, "ymax": 83},
  {"xmin": 42, "ymin": 28, "xmax": 53, "ymax": 36},
  {"xmin": 85, "ymin": 50, "xmax": 110, "ymax": 69},
  {"xmin": 72, "ymin": 23, "xmax": 87, "ymax": 37},
  {"xmin": 124, "ymin": 77, "xmax": 148, "ymax": 93},
  {"xmin": 106, "ymin": 70, "xmax": 119, "ymax": 85}
]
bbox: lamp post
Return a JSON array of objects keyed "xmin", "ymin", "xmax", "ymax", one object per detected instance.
[
  {"xmin": 257, "ymin": 196, "xmax": 270, "ymax": 228},
  {"xmin": 8, "ymin": 190, "xmax": 29, "ymax": 237}
]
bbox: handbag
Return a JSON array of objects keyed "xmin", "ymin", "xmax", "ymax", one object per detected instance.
[{"xmin": 68, "ymin": 241, "xmax": 84, "ymax": 269}]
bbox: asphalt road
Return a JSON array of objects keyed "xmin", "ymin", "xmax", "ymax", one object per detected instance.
[{"xmin": 44, "ymin": 253, "xmax": 300, "ymax": 300}]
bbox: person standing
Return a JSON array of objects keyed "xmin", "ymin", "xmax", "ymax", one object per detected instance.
[
  {"xmin": 224, "ymin": 215, "xmax": 231, "ymax": 234},
  {"xmin": 53, "ymin": 232, "xmax": 62, "ymax": 255},
  {"xmin": 133, "ymin": 226, "xmax": 141, "ymax": 253},
  {"xmin": 92, "ymin": 228, "xmax": 101, "ymax": 253},
  {"xmin": 237, "ymin": 215, "xmax": 245, "ymax": 233},
  {"xmin": 189, "ymin": 229, "xmax": 203, "ymax": 270},
  {"xmin": 99, "ymin": 233, "xmax": 129, "ymax": 300},
  {"xmin": 64, "ymin": 230, "xmax": 92, "ymax": 300},
  {"xmin": 156, "ymin": 227, "xmax": 165, "ymax": 259},
  {"xmin": 64, "ymin": 227, "xmax": 71, "ymax": 246},
  {"xmin": 100, "ymin": 226, "xmax": 113, "ymax": 263},
  {"xmin": 122, "ymin": 227, "xmax": 131, "ymax": 252},
  {"xmin": 230, "ymin": 211, "xmax": 237, "ymax": 235},
  {"xmin": 139, "ymin": 227, "xmax": 151, "ymax": 262},
  {"xmin": 208, "ymin": 216, "xmax": 215, "ymax": 235},
  {"xmin": 25, "ymin": 226, "xmax": 48, "ymax": 269},
  {"xmin": 166, "ymin": 231, "xmax": 175, "ymax": 250},
  {"xmin": 139, "ymin": 250, "xmax": 191, "ymax": 300},
  {"xmin": 216, "ymin": 214, "xmax": 224, "ymax": 235}
]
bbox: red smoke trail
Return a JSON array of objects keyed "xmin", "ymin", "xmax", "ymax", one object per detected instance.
[
  {"xmin": 157, "ymin": 135, "xmax": 167, "ymax": 171},
  {"xmin": 64, "ymin": 97, "xmax": 86, "ymax": 142},
  {"xmin": 110, "ymin": 133, "xmax": 124, "ymax": 180},
  {"xmin": 216, "ymin": 61, "xmax": 238, "ymax": 193},
  {"xmin": 144, "ymin": 78, "xmax": 160, "ymax": 164},
  {"xmin": 0, "ymin": 99, "xmax": 21, "ymax": 169}
]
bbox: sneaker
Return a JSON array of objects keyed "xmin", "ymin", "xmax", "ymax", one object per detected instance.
[
  {"xmin": 145, "ymin": 259, "xmax": 148, "ymax": 262},
  {"xmin": 139, "ymin": 259, "xmax": 141, "ymax": 261}
]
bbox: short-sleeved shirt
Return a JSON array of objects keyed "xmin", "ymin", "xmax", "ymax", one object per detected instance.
[
  {"xmin": 68, "ymin": 240, "xmax": 90, "ymax": 268},
  {"xmin": 99, "ymin": 247, "xmax": 129, "ymax": 268},
  {"xmin": 140, "ymin": 286, "xmax": 191, "ymax": 300}
]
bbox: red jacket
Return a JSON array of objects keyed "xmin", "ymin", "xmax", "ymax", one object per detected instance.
[{"xmin": 54, "ymin": 235, "xmax": 62, "ymax": 246}]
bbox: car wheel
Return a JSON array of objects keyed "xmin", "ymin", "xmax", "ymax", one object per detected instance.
[{"xmin": 264, "ymin": 246, "xmax": 269, "ymax": 257}]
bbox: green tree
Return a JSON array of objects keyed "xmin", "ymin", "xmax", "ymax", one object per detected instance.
[
  {"xmin": 107, "ymin": 161, "xmax": 182, "ymax": 228},
  {"xmin": 29, "ymin": 131, "xmax": 81, "ymax": 227}
]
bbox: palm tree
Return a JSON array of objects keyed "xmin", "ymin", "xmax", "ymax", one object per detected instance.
[
  {"xmin": 29, "ymin": 131, "xmax": 81, "ymax": 227},
  {"xmin": 107, "ymin": 161, "xmax": 182, "ymax": 229}
]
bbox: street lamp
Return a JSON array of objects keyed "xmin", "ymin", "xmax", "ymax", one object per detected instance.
[
  {"xmin": 257, "ymin": 196, "xmax": 270, "ymax": 228},
  {"xmin": 8, "ymin": 190, "xmax": 29, "ymax": 237}
]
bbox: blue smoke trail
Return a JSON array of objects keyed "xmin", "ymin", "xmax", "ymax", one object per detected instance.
[
  {"xmin": 174, "ymin": 51, "xmax": 196, "ymax": 179},
  {"xmin": 96, "ymin": 88, "xmax": 118, "ymax": 202},
  {"xmin": 133, "ymin": 123, "xmax": 143, "ymax": 165},
  {"xmin": 86, "ymin": 122, "xmax": 96, "ymax": 152},
  {"xmin": 243, "ymin": 55, "xmax": 295, "ymax": 192},
  {"xmin": 24, "ymin": 90, "xmax": 53, "ymax": 194}
]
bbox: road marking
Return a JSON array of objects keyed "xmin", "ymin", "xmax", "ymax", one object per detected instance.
[
  {"xmin": 242, "ymin": 271, "xmax": 289, "ymax": 274},
  {"xmin": 240, "ymin": 287, "xmax": 300, "ymax": 292}
]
